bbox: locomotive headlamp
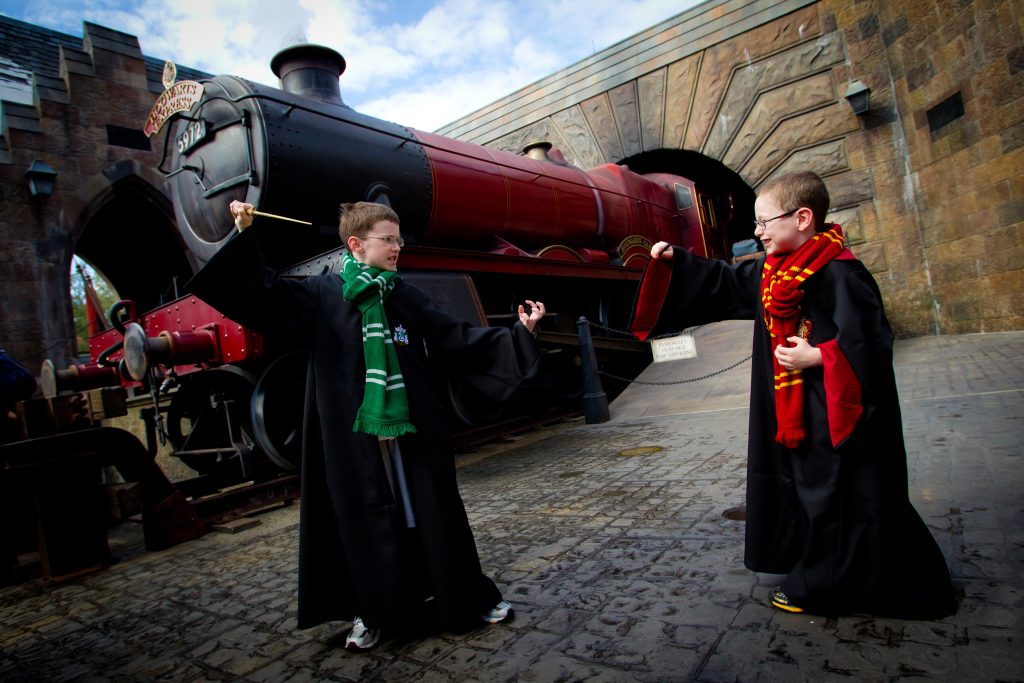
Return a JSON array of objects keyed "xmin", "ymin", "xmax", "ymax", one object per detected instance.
[
  {"xmin": 26, "ymin": 159, "xmax": 58, "ymax": 198},
  {"xmin": 844, "ymin": 80, "xmax": 871, "ymax": 116}
]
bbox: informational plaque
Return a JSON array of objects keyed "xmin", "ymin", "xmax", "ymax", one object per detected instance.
[{"xmin": 650, "ymin": 333, "xmax": 696, "ymax": 362}]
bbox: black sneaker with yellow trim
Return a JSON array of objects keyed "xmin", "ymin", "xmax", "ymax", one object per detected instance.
[{"xmin": 769, "ymin": 586, "xmax": 805, "ymax": 613}]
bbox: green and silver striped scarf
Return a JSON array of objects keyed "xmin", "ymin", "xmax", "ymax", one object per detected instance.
[{"xmin": 340, "ymin": 251, "xmax": 416, "ymax": 438}]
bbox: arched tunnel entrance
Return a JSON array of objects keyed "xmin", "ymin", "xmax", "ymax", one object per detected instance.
[
  {"xmin": 73, "ymin": 176, "xmax": 194, "ymax": 318},
  {"xmin": 620, "ymin": 149, "xmax": 757, "ymax": 257}
]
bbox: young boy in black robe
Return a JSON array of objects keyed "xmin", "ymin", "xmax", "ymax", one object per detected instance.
[
  {"xmin": 189, "ymin": 200, "xmax": 546, "ymax": 650},
  {"xmin": 630, "ymin": 171, "xmax": 955, "ymax": 618}
]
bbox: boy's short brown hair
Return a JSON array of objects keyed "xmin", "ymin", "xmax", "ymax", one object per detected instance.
[
  {"xmin": 338, "ymin": 202, "xmax": 400, "ymax": 242},
  {"xmin": 758, "ymin": 172, "xmax": 830, "ymax": 231}
]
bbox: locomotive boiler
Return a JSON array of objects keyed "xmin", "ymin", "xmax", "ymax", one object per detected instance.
[{"xmin": 69, "ymin": 44, "xmax": 734, "ymax": 480}]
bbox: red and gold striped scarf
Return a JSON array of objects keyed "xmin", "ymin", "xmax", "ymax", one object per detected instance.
[{"xmin": 761, "ymin": 225, "xmax": 846, "ymax": 447}]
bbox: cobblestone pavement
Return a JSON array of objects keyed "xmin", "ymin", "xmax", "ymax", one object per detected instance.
[{"xmin": 1, "ymin": 326, "xmax": 1021, "ymax": 682}]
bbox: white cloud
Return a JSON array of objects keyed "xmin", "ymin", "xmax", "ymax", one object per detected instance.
[
  {"xmin": 15, "ymin": 0, "xmax": 700, "ymax": 130},
  {"xmin": 397, "ymin": 0, "xmax": 513, "ymax": 63},
  {"xmin": 510, "ymin": 36, "xmax": 563, "ymax": 79},
  {"xmin": 358, "ymin": 68, "xmax": 522, "ymax": 131}
]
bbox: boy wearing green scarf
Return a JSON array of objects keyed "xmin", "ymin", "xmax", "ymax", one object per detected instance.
[{"xmin": 194, "ymin": 199, "xmax": 545, "ymax": 652}]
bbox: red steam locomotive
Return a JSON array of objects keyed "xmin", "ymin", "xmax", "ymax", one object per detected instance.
[{"xmin": 55, "ymin": 45, "xmax": 737, "ymax": 481}]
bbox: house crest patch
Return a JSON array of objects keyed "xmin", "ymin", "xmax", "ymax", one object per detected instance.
[{"xmin": 393, "ymin": 324, "xmax": 409, "ymax": 346}]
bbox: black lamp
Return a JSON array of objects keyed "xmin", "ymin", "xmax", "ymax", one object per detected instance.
[
  {"xmin": 26, "ymin": 160, "xmax": 58, "ymax": 198},
  {"xmin": 844, "ymin": 80, "xmax": 871, "ymax": 116}
]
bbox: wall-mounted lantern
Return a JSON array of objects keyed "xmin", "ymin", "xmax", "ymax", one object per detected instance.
[
  {"xmin": 25, "ymin": 160, "xmax": 58, "ymax": 198},
  {"xmin": 844, "ymin": 80, "xmax": 871, "ymax": 116}
]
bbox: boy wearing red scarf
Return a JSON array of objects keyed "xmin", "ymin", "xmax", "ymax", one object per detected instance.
[{"xmin": 631, "ymin": 172, "xmax": 955, "ymax": 618}]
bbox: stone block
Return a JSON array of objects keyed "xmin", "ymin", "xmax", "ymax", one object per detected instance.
[
  {"xmin": 907, "ymin": 59, "xmax": 936, "ymax": 92},
  {"xmin": 663, "ymin": 53, "xmax": 700, "ymax": 149},
  {"xmin": 1, "ymin": 101, "xmax": 42, "ymax": 133},
  {"xmin": 608, "ymin": 81, "xmax": 641, "ymax": 158},
  {"xmin": 971, "ymin": 147, "xmax": 1024, "ymax": 186},
  {"xmin": 825, "ymin": 168, "xmax": 875, "ymax": 210},
  {"xmin": 551, "ymin": 106, "xmax": 605, "ymax": 168},
  {"xmin": 59, "ymin": 46, "xmax": 95, "ymax": 78},
  {"xmin": 977, "ymin": 238, "xmax": 1024, "ymax": 276},
  {"xmin": 771, "ymin": 140, "xmax": 850, "ymax": 186},
  {"xmin": 741, "ymin": 102, "xmax": 861, "ymax": 186},
  {"xmin": 721, "ymin": 72, "xmax": 837, "ymax": 167},
  {"xmin": 637, "ymin": 68, "xmax": 665, "ymax": 152},
  {"xmin": 860, "ymin": 14, "xmax": 880, "ymax": 40},
  {"xmin": 32, "ymin": 74, "xmax": 70, "ymax": 106},
  {"xmin": 856, "ymin": 242, "xmax": 889, "ymax": 273},
  {"xmin": 883, "ymin": 14, "xmax": 910, "ymax": 47},
  {"xmin": 1008, "ymin": 42, "xmax": 1024, "ymax": 76},
  {"xmin": 580, "ymin": 93, "xmax": 623, "ymax": 162},
  {"xmin": 930, "ymin": 246, "xmax": 984, "ymax": 286},
  {"xmin": 706, "ymin": 33, "xmax": 845, "ymax": 160},
  {"xmin": 828, "ymin": 207, "xmax": 862, "ymax": 241},
  {"xmin": 684, "ymin": 7, "xmax": 819, "ymax": 151},
  {"xmin": 996, "ymin": 196, "xmax": 1024, "ymax": 226},
  {"xmin": 999, "ymin": 119, "xmax": 1024, "ymax": 153}
]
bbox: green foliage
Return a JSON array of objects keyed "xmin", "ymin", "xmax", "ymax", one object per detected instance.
[{"xmin": 70, "ymin": 257, "xmax": 120, "ymax": 356}]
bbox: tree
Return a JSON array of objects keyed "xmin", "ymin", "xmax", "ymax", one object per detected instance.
[{"xmin": 70, "ymin": 257, "xmax": 120, "ymax": 358}]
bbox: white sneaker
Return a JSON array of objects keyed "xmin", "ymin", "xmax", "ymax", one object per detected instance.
[
  {"xmin": 345, "ymin": 617, "xmax": 380, "ymax": 651},
  {"xmin": 481, "ymin": 600, "xmax": 512, "ymax": 624}
]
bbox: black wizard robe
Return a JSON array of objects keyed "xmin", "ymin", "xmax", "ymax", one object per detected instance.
[
  {"xmin": 631, "ymin": 247, "xmax": 955, "ymax": 618},
  {"xmin": 188, "ymin": 227, "xmax": 541, "ymax": 631}
]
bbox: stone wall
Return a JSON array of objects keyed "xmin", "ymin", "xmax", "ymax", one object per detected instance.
[
  {"xmin": 0, "ymin": 20, "xmax": 194, "ymax": 372},
  {"xmin": 439, "ymin": 0, "xmax": 1023, "ymax": 336},
  {"xmin": 1, "ymin": 2, "xmax": 1019, "ymax": 368},
  {"xmin": 849, "ymin": 0, "xmax": 1023, "ymax": 334}
]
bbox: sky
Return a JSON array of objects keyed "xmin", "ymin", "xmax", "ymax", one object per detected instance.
[{"xmin": 0, "ymin": 0, "xmax": 703, "ymax": 131}]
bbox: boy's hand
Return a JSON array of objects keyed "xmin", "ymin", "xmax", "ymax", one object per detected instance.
[
  {"xmin": 775, "ymin": 336, "xmax": 823, "ymax": 370},
  {"xmin": 230, "ymin": 200, "xmax": 254, "ymax": 232},
  {"xmin": 651, "ymin": 241, "xmax": 674, "ymax": 260},
  {"xmin": 518, "ymin": 300, "xmax": 546, "ymax": 333}
]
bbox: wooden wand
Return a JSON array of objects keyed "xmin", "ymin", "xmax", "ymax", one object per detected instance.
[{"xmin": 245, "ymin": 207, "xmax": 312, "ymax": 225}]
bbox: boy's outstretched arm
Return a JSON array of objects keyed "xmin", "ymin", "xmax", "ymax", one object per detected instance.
[
  {"xmin": 517, "ymin": 300, "xmax": 546, "ymax": 333},
  {"xmin": 651, "ymin": 241, "xmax": 674, "ymax": 260}
]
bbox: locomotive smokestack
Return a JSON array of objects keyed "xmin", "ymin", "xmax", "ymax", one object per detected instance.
[
  {"xmin": 523, "ymin": 141, "xmax": 553, "ymax": 161},
  {"xmin": 270, "ymin": 44, "xmax": 346, "ymax": 104}
]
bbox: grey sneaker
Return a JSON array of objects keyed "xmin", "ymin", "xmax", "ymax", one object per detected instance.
[
  {"xmin": 345, "ymin": 617, "xmax": 380, "ymax": 651},
  {"xmin": 481, "ymin": 600, "xmax": 512, "ymax": 624}
]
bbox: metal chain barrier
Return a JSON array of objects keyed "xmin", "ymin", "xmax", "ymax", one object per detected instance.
[
  {"xmin": 582, "ymin": 319, "xmax": 752, "ymax": 386},
  {"xmin": 582, "ymin": 319, "xmax": 701, "ymax": 341}
]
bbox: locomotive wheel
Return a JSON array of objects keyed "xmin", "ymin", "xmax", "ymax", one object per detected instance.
[
  {"xmin": 166, "ymin": 367, "xmax": 262, "ymax": 478},
  {"xmin": 251, "ymin": 351, "xmax": 308, "ymax": 473}
]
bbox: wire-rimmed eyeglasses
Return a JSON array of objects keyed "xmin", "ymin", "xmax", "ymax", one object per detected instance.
[
  {"xmin": 753, "ymin": 209, "xmax": 796, "ymax": 231},
  {"xmin": 362, "ymin": 235, "xmax": 405, "ymax": 247}
]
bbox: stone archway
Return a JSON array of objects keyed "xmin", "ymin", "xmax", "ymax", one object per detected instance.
[
  {"xmin": 64, "ymin": 161, "xmax": 193, "ymax": 317},
  {"xmin": 455, "ymin": 4, "xmax": 893, "ymax": 308},
  {"xmin": 619, "ymin": 148, "xmax": 757, "ymax": 252}
]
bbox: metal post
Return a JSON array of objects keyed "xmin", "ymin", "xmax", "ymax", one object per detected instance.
[
  {"xmin": 577, "ymin": 317, "xmax": 610, "ymax": 424},
  {"xmin": 140, "ymin": 406, "xmax": 158, "ymax": 457}
]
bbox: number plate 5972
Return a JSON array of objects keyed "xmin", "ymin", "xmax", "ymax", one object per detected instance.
[{"xmin": 176, "ymin": 120, "xmax": 206, "ymax": 154}]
